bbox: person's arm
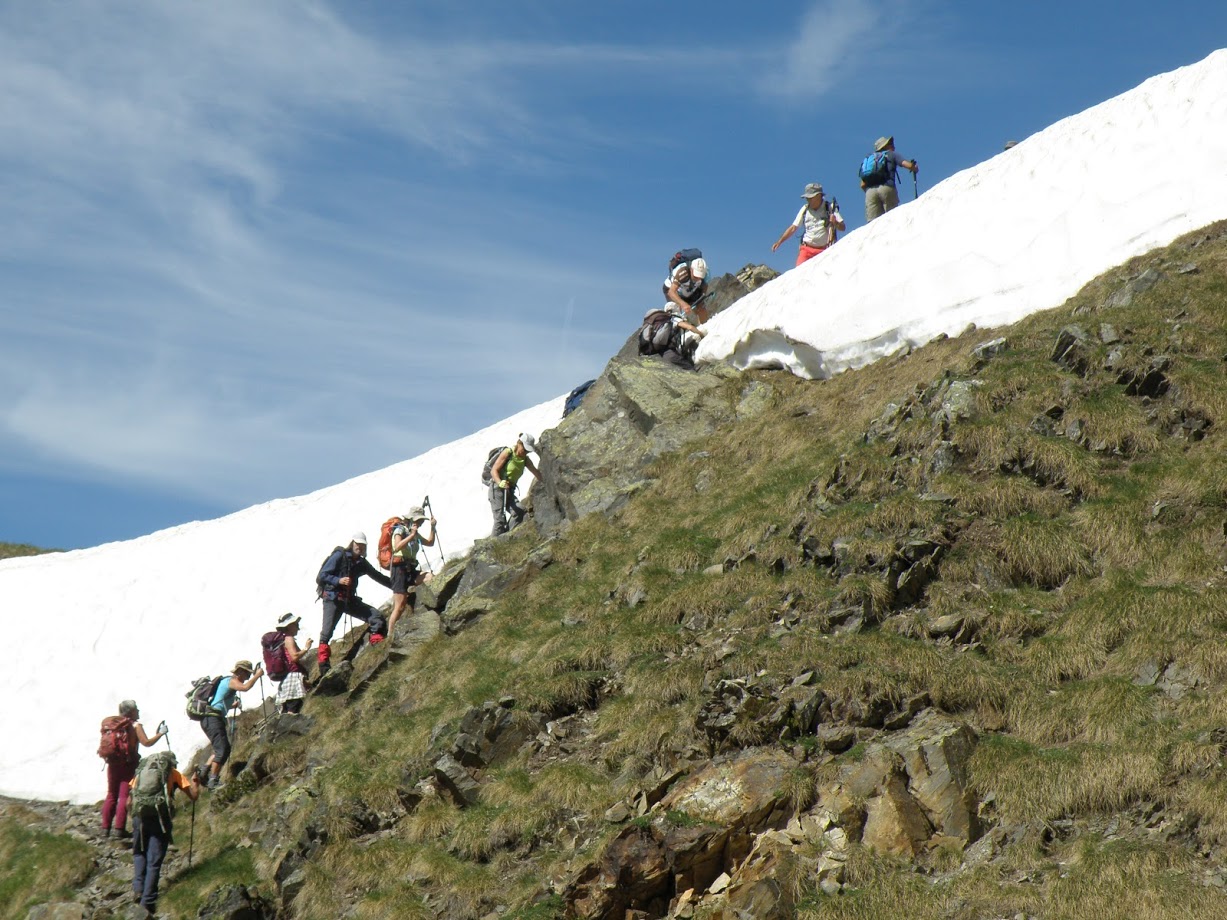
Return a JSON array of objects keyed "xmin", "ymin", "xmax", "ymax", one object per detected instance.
[
  {"xmin": 172, "ymin": 769, "xmax": 201, "ymax": 803},
  {"xmin": 232, "ymin": 669, "xmax": 264, "ymax": 695},
  {"xmin": 390, "ymin": 525, "xmax": 412, "ymax": 554},
  {"xmin": 675, "ymin": 318, "xmax": 706, "ymax": 338},
  {"xmin": 525, "ymin": 458, "xmax": 542, "ymax": 482},
  {"xmin": 419, "ymin": 519, "xmax": 437, "ymax": 547},
  {"xmin": 133, "ymin": 720, "xmax": 166, "ymax": 748},
  {"xmin": 665, "ymin": 278, "xmax": 694, "ymax": 317},
  {"xmin": 285, "ymin": 633, "xmax": 312, "ymax": 662},
  {"xmin": 771, "ymin": 223, "xmax": 799, "ymax": 252},
  {"xmin": 490, "ymin": 449, "xmax": 512, "ymax": 489},
  {"xmin": 360, "ymin": 556, "xmax": 393, "ymax": 589},
  {"xmin": 900, "ymin": 158, "xmax": 917, "ymax": 173}
]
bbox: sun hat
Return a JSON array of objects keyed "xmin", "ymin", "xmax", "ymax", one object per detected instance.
[
  {"xmin": 277, "ymin": 612, "xmax": 301, "ymax": 629},
  {"xmin": 233, "ymin": 659, "xmax": 255, "ymax": 674},
  {"xmin": 801, "ymin": 182, "xmax": 824, "ymax": 198},
  {"xmin": 404, "ymin": 506, "xmax": 427, "ymax": 523},
  {"xmin": 874, "ymin": 136, "xmax": 893, "ymax": 152},
  {"xmin": 518, "ymin": 433, "xmax": 538, "ymax": 453}
]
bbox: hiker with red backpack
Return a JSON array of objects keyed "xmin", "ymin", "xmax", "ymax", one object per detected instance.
[
  {"xmin": 486, "ymin": 434, "xmax": 542, "ymax": 537},
  {"xmin": 316, "ymin": 532, "xmax": 394, "ymax": 666},
  {"xmin": 860, "ymin": 135, "xmax": 918, "ymax": 222},
  {"xmin": 98, "ymin": 700, "xmax": 167, "ymax": 839},
  {"xmin": 264, "ymin": 612, "xmax": 313, "ymax": 714},
  {"xmin": 383, "ymin": 506, "xmax": 436, "ymax": 642},
  {"xmin": 772, "ymin": 182, "xmax": 846, "ymax": 266},
  {"xmin": 198, "ymin": 659, "xmax": 263, "ymax": 790}
]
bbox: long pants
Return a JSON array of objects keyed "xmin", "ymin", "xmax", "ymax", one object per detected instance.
[
  {"xmin": 132, "ymin": 814, "xmax": 170, "ymax": 913},
  {"xmin": 489, "ymin": 483, "xmax": 525, "ymax": 536},
  {"xmin": 320, "ymin": 596, "xmax": 387, "ymax": 646},
  {"xmin": 865, "ymin": 184, "xmax": 900, "ymax": 222},
  {"xmin": 102, "ymin": 760, "xmax": 136, "ymax": 831}
]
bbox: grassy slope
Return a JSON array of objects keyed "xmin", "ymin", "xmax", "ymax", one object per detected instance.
[
  {"xmin": 12, "ymin": 224, "xmax": 1227, "ymax": 919},
  {"xmin": 0, "ymin": 542, "xmax": 55, "ymax": 560}
]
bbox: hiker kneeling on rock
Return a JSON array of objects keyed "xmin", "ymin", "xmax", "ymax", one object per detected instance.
[
  {"xmin": 130, "ymin": 751, "xmax": 199, "ymax": 916},
  {"xmin": 486, "ymin": 434, "xmax": 542, "ymax": 536},
  {"xmin": 316, "ymin": 531, "xmax": 394, "ymax": 666},
  {"xmin": 386, "ymin": 506, "xmax": 436, "ymax": 640},
  {"xmin": 200, "ymin": 659, "xmax": 263, "ymax": 790}
]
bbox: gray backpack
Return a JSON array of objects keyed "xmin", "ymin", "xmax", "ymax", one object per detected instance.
[{"xmin": 131, "ymin": 751, "xmax": 177, "ymax": 820}]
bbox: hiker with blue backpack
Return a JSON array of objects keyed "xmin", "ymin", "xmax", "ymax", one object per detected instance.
[
  {"xmin": 197, "ymin": 659, "xmax": 263, "ymax": 790},
  {"xmin": 772, "ymin": 182, "xmax": 846, "ymax": 266},
  {"xmin": 860, "ymin": 135, "xmax": 918, "ymax": 222},
  {"xmin": 485, "ymin": 434, "xmax": 542, "ymax": 536},
  {"xmin": 315, "ymin": 532, "xmax": 394, "ymax": 667}
]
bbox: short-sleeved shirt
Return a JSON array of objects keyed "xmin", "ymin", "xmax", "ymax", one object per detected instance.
[
  {"xmin": 129, "ymin": 768, "xmax": 192, "ymax": 796},
  {"xmin": 391, "ymin": 523, "xmax": 420, "ymax": 562},
  {"xmin": 871, "ymin": 150, "xmax": 904, "ymax": 189},
  {"xmin": 794, "ymin": 202, "xmax": 834, "ymax": 247}
]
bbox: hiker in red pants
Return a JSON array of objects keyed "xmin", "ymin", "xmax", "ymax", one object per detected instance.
[{"xmin": 98, "ymin": 700, "xmax": 166, "ymax": 839}]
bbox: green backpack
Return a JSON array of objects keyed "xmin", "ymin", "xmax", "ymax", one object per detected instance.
[{"xmin": 131, "ymin": 751, "xmax": 177, "ymax": 819}]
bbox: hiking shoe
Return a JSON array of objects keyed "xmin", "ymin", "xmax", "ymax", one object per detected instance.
[
  {"xmin": 369, "ymin": 633, "xmax": 385, "ymax": 645},
  {"xmin": 206, "ymin": 774, "xmax": 221, "ymax": 790},
  {"xmin": 115, "ymin": 828, "xmax": 132, "ymax": 841}
]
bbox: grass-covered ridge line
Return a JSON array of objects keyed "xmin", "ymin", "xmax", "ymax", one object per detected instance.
[
  {"xmin": 0, "ymin": 542, "xmax": 56, "ymax": 561},
  {"xmin": 11, "ymin": 223, "xmax": 1227, "ymax": 918}
]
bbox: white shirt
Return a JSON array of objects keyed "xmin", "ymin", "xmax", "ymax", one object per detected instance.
[{"xmin": 794, "ymin": 202, "xmax": 834, "ymax": 247}]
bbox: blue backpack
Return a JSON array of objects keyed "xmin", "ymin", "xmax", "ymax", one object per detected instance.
[{"xmin": 858, "ymin": 151, "xmax": 893, "ymax": 187}]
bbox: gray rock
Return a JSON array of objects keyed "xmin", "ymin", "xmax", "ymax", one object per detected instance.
[
  {"xmin": 434, "ymin": 754, "xmax": 481, "ymax": 807},
  {"xmin": 971, "ymin": 337, "xmax": 1008, "ymax": 360}
]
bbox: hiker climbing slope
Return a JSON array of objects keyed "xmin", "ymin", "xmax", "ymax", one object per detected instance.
[
  {"xmin": 129, "ymin": 750, "xmax": 200, "ymax": 916},
  {"xmin": 316, "ymin": 531, "xmax": 394, "ymax": 667},
  {"xmin": 663, "ymin": 249, "xmax": 710, "ymax": 323},
  {"xmin": 198, "ymin": 659, "xmax": 262, "ymax": 789},
  {"xmin": 772, "ymin": 182, "xmax": 845, "ymax": 266},
  {"xmin": 860, "ymin": 135, "xmax": 918, "ymax": 222},
  {"xmin": 265, "ymin": 612, "xmax": 313, "ymax": 714},
  {"xmin": 486, "ymin": 434, "xmax": 542, "ymax": 537},
  {"xmin": 385, "ymin": 506, "xmax": 436, "ymax": 641},
  {"xmin": 98, "ymin": 699, "xmax": 167, "ymax": 840}
]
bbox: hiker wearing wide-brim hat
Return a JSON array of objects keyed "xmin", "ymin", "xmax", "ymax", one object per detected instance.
[
  {"xmin": 387, "ymin": 506, "xmax": 437, "ymax": 642},
  {"xmin": 200, "ymin": 659, "xmax": 263, "ymax": 789},
  {"xmin": 314, "ymin": 532, "xmax": 394, "ymax": 671},
  {"xmin": 488, "ymin": 435, "xmax": 542, "ymax": 537},
  {"xmin": 272, "ymin": 613, "xmax": 313, "ymax": 714},
  {"xmin": 860, "ymin": 134, "xmax": 918, "ymax": 223},
  {"xmin": 772, "ymin": 182, "xmax": 846, "ymax": 267}
]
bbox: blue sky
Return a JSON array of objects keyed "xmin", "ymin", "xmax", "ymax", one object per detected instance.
[{"xmin": 3, "ymin": 1, "xmax": 1225, "ymax": 550}]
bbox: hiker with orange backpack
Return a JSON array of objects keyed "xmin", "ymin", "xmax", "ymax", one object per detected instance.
[
  {"xmin": 382, "ymin": 506, "xmax": 436, "ymax": 642},
  {"xmin": 98, "ymin": 700, "xmax": 167, "ymax": 840},
  {"xmin": 316, "ymin": 532, "xmax": 393, "ymax": 666}
]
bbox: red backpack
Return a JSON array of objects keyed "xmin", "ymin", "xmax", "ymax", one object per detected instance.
[
  {"xmin": 261, "ymin": 630, "xmax": 290, "ymax": 682},
  {"xmin": 98, "ymin": 716, "xmax": 134, "ymax": 764},
  {"xmin": 377, "ymin": 516, "xmax": 402, "ymax": 570}
]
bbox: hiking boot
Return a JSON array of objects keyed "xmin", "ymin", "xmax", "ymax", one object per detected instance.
[
  {"xmin": 206, "ymin": 774, "xmax": 222, "ymax": 790},
  {"xmin": 115, "ymin": 827, "xmax": 132, "ymax": 841}
]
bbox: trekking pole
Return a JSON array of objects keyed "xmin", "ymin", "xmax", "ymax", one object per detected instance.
[
  {"xmin": 912, "ymin": 168, "xmax": 919, "ymax": 200},
  {"xmin": 258, "ymin": 668, "xmax": 267, "ymax": 715},
  {"xmin": 424, "ymin": 495, "xmax": 445, "ymax": 561},
  {"xmin": 188, "ymin": 798, "xmax": 196, "ymax": 869}
]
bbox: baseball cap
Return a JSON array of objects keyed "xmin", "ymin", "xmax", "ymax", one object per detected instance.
[
  {"xmin": 351, "ymin": 531, "xmax": 368, "ymax": 545},
  {"xmin": 519, "ymin": 433, "xmax": 538, "ymax": 453}
]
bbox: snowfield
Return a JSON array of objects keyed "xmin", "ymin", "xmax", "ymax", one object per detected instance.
[{"xmin": 4, "ymin": 49, "xmax": 1227, "ymax": 804}]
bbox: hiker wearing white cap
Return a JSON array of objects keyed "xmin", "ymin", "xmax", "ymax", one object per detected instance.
[
  {"xmin": 859, "ymin": 135, "xmax": 917, "ymax": 222},
  {"xmin": 663, "ymin": 249, "xmax": 710, "ymax": 324},
  {"xmin": 271, "ymin": 612, "xmax": 312, "ymax": 714},
  {"xmin": 772, "ymin": 182, "xmax": 845, "ymax": 266},
  {"xmin": 386, "ymin": 506, "xmax": 437, "ymax": 640},
  {"xmin": 488, "ymin": 434, "xmax": 542, "ymax": 536},
  {"xmin": 314, "ymin": 533, "xmax": 393, "ymax": 671}
]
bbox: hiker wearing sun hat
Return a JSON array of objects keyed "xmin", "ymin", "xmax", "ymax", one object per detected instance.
[
  {"xmin": 386, "ymin": 505, "xmax": 437, "ymax": 641},
  {"xmin": 314, "ymin": 531, "xmax": 394, "ymax": 670},
  {"xmin": 271, "ymin": 612, "xmax": 313, "ymax": 714},
  {"xmin": 487, "ymin": 434, "xmax": 542, "ymax": 536},
  {"xmin": 859, "ymin": 135, "xmax": 918, "ymax": 222},
  {"xmin": 200, "ymin": 659, "xmax": 263, "ymax": 789},
  {"xmin": 772, "ymin": 182, "xmax": 846, "ymax": 266}
]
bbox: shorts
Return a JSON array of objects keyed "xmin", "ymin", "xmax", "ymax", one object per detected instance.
[{"xmin": 389, "ymin": 561, "xmax": 419, "ymax": 595}]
